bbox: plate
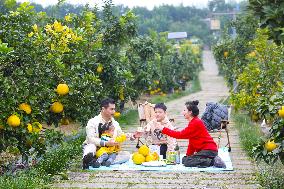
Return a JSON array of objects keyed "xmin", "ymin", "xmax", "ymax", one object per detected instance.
[{"xmin": 141, "ymin": 161, "xmax": 167, "ymax": 167}]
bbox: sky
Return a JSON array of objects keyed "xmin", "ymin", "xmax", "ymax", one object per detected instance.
[{"xmin": 17, "ymin": 0, "xmax": 211, "ymax": 9}]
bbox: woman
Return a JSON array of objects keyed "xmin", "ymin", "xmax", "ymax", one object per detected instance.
[
  {"xmin": 131, "ymin": 103, "xmax": 177, "ymax": 159},
  {"xmin": 157, "ymin": 100, "xmax": 218, "ymax": 168}
]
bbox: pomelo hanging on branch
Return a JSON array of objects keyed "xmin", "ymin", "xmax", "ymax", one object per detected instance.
[
  {"xmin": 114, "ymin": 112, "xmax": 121, "ymax": 118},
  {"xmin": 278, "ymin": 107, "xmax": 284, "ymax": 118},
  {"xmin": 7, "ymin": 115, "xmax": 21, "ymax": 127},
  {"xmin": 50, "ymin": 102, "xmax": 64, "ymax": 113},
  {"xmin": 264, "ymin": 140, "xmax": 277, "ymax": 152},
  {"xmin": 56, "ymin": 83, "xmax": 69, "ymax": 95},
  {"xmin": 19, "ymin": 103, "xmax": 32, "ymax": 114},
  {"xmin": 97, "ymin": 64, "xmax": 103, "ymax": 73},
  {"xmin": 27, "ymin": 122, "xmax": 43, "ymax": 133}
]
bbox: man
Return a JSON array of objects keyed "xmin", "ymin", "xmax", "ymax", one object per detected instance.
[
  {"xmin": 132, "ymin": 103, "xmax": 177, "ymax": 159},
  {"xmin": 82, "ymin": 98, "xmax": 124, "ymax": 169}
]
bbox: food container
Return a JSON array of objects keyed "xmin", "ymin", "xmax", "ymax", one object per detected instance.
[{"xmin": 166, "ymin": 151, "xmax": 177, "ymax": 164}]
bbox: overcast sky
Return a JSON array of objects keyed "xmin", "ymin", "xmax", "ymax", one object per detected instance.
[{"xmin": 17, "ymin": 0, "xmax": 212, "ymax": 9}]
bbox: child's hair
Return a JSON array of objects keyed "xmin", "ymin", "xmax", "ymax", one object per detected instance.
[
  {"xmin": 154, "ymin": 103, "xmax": 167, "ymax": 111},
  {"xmin": 98, "ymin": 122, "xmax": 114, "ymax": 138},
  {"xmin": 185, "ymin": 100, "xmax": 199, "ymax": 117}
]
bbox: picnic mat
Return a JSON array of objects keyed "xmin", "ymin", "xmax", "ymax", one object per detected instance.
[{"xmin": 89, "ymin": 147, "xmax": 233, "ymax": 172}]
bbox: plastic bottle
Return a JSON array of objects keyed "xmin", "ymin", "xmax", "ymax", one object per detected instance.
[{"xmin": 175, "ymin": 144, "xmax": 180, "ymax": 164}]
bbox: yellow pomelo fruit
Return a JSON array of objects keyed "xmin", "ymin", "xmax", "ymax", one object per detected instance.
[
  {"xmin": 32, "ymin": 122, "xmax": 43, "ymax": 133},
  {"xmin": 114, "ymin": 112, "xmax": 121, "ymax": 119},
  {"xmin": 56, "ymin": 84, "xmax": 69, "ymax": 95},
  {"xmin": 278, "ymin": 109, "xmax": 284, "ymax": 118},
  {"xmin": 152, "ymin": 152, "xmax": 159, "ymax": 160},
  {"xmin": 7, "ymin": 115, "xmax": 21, "ymax": 127},
  {"xmin": 115, "ymin": 134, "xmax": 126, "ymax": 143},
  {"xmin": 145, "ymin": 154, "xmax": 155, "ymax": 162},
  {"xmin": 138, "ymin": 145, "xmax": 150, "ymax": 156},
  {"xmin": 27, "ymin": 123, "xmax": 33, "ymax": 133},
  {"xmin": 19, "ymin": 103, "xmax": 32, "ymax": 114},
  {"xmin": 132, "ymin": 152, "xmax": 139, "ymax": 160},
  {"xmin": 224, "ymin": 51, "xmax": 228, "ymax": 58},
  {"xmin": 97, "ymin": 65, "xmax": 103, "ymax": 73},
  {"xmin": 132, "ymin": 153, "xmax": 145, "ymax": 165},
  {"xmin": 27, "ymin": 122, "xmax": 43, "ymax": 133},
  {"xmin": 265, "ymin": 140, "xmax": 277, "ymax": 152},
  {"xmin": 51, "ymin": 102, "xmax": 64, "ymax": 113}
]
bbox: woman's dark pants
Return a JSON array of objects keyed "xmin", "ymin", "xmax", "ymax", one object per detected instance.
[{"xmin": 182, "ymin": 150, "xmax": 217, "ymax": 168}]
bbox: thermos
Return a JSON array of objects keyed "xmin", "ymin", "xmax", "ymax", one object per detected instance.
[{"xmin": 175, "ymin": 144, "xmax": 180, "ymax": 164}]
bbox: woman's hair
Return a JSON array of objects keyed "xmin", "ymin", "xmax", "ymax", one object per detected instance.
[
  {"xmin": 185, "ymin": 100, "xmax": 199, "ymax": 116},
  {"xmin": 154, "ymin": 103, "xmax": 167, "ymax": 111}
]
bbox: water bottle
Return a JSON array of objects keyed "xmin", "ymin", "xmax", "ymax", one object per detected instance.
[{"xmin": 175, "ymin": 144, "xmax": 180, "ymax": 164}]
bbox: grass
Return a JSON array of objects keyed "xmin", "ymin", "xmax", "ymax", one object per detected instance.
[
  {"xmin": 117, "ymin": 109, "xmax": 139, "ymax": 129},
  {"xmin": 232, "ymin": 111, "xmax": 262, "ymax": 157},
  {"xmin": 232, "ymin": 111, "xmax": 284, "ymax": 189},
  {"xmin": 256, "ymin": 161, "xmax": 284, "ymax": 189},
  {"xmin": 149, "ymin": 78, "xmax": 201, "ymax": 104}
]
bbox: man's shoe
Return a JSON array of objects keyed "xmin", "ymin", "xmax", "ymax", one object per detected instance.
[
  {"xmin": 91, "ymin": 161, "xmax": 101, "ymax": 168},
  {"xmin": 102, "ymin": 160, "xmax": 112, "ymax": 167},
  {"xmin": 82, "ymin": 153, "xmax": 94, "ymax": 169}
]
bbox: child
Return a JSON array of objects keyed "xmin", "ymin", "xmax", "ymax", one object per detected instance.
[
  {"xmin": 131, "ymin": 103, "xmax": 177, "ymax": 159},
  {"xmin": 92, "ymin": 122, "xmax": 126, "ymax": 168}
]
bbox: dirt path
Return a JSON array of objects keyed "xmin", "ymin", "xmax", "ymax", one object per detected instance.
[{"xmin": 52, "ymin": 51, "xmax": 261, "ymax": 189}]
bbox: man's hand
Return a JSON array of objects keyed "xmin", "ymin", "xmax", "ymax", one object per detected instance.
[{"xmin": 105, "ymin": 139, "xmax": 119, "ymax": 146}]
